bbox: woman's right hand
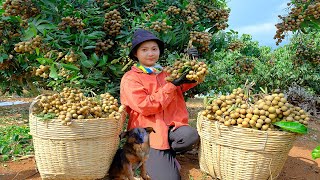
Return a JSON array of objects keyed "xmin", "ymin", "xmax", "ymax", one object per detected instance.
[{"xmin": 171, "ymin": 71, "xmax": 196, "ymax": 86}]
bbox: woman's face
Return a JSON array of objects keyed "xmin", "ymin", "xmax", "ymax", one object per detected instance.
[{"xmin": 135, "ymin": 40, "xmax": 160, "ymax": 67}]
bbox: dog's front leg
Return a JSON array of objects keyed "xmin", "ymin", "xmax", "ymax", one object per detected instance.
[
  {"xmin": 123, "ymin": 163, "xmax": 135, "ymax": 180},
  {"xmin": 140, "ymin": 163, "xmax": 151, "ymax": 180}
]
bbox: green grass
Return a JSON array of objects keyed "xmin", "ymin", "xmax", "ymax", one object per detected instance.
[{"xmin": 0, "ymin": 125, "xmax": 34, "ymax": 161}]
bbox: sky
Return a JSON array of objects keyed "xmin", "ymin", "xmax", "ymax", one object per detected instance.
[{"xmin": 226, "ymin": 0, "xmax": 291, "ymax": 49}]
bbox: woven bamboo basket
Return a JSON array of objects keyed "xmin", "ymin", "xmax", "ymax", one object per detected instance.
[
  {"xmin": 29, "ymin": 97, "xmax": 126, "ymax": 180},
  {"xmin": 197, "ymin": 113, "xmax": 297, "ymax": 180}
]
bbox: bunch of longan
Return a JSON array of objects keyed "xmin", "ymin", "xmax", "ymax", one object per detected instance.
[
  {"xmin": 104, "ymin": 9, "xmax": 122, "ymax": 36},
  {"xmin": 205, "ymin": 7, "xmax": 229, "ymax": 30},
  {"xmin": 150, "ymin": 20, "xmax": 172, "ymax": 32},
  {"xmin": 231, "ymin": 57, "xmax": 255, "ymax": 74},
  {"xmin": 35, "ymin": 65, "xmax": 50, "ymax": 78},
  {"xmin": 58, "ymin": 16, "xmax": 85, "ymax": 30},
  {"xmin": 142, "ymin": 0, "xmax": 158, "ymax": 12},
  {"xmin": 190, "ymin": 31, "xmax": 213, "ymax": 52},
  {"xmin": 274, "ymin": 1, "xmax": 320, "ymax": 45},
  {"xmin": 294, "ymin": 40, "xmax": 320, "ymax": 65},
  {"xmin": 166, "ymin": 6, "xmax": 181, "ymax": 15},
  {"xmin": 58, "ymin": 68, "xmax": 72, "ymax": 79},
  {"xmin": 2, "ymin": 0, "xmax": 39, "ymax": 19},
  {"xmin": 14, "ymin": 35, "xmax": 42, "ymax": 54},
  {"xmin": 227, "ymin": 41, "xmax": 244, "ymax": 51},
  {"xmin": 95, "ymin": 39, "xmax": 115, "ymax": 55},
  {"xmin": 64, "ymin": 51, "xmax": 78, "ymax": 63},
  {"xmin": 33, "ymin": 88, "xmax": 123, "ymax": 125},
  {"xmin": 201, "ymin": 88, "xmax": 310, "ymax": 131},
  {"xmin": 164, "ymin": 55, "xmax": 208, "ymax": 82},
  {"xmin": 182, "ymin": 3, "xmax": 200, "ymax": 24}
]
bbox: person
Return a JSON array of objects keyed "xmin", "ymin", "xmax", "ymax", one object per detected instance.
[{"xmin": 120, "ymin": 29, "xmax": 203, "ymax": 180}]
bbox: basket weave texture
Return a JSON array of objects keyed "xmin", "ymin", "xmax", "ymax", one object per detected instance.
[
  {"xmin": 197, "ymin": 113, "xmax": 297, "ymax": 180},
  {"xmin": 29, "ymin": 100, "xmax": 126, "ymax": 180}
]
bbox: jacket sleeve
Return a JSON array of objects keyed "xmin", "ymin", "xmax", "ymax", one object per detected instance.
[
  {"xmin": 120, "ymin": 76, "xmax": 177, "ymax": 116},
  {"xmin": 180, "ymin": 83, "xmax": 197, "ymax": 92}
]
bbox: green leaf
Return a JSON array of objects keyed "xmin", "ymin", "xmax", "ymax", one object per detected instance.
[
  {"xmin": 37, "ymin": 58, "xmax": 53, "ymax": 64},
  {"xmin": 97, "ymin": 55, "xmax": 108, "ymax": 67},
  {"xmin": 312, "ymin": 146, "xmax": 320, "ymax": 160},
  {"xmin": 273, "ymin": 121, "xmax": 308, "ymax": 134},
  {"xmin": 49, "ymin": 65, "xmax": 58, "ymax": 80},
  {"xmin": 0, "ymin": 54, "xmax": 8, "ymax": 62},
  {"xmin": 61, "ymin": 63, "xmax": 80, "ymax": 71},
  {"xmin": 2, "ymin": 154, "xmax": 9, "ymax": 161},
  {"xmin": 23, "ymin": 27, "xmax": 36, "ymax": 40},
  {"xmin": 35, "ymin": 48, "xmax": 40, "ymax": 56},
  {"xmin": 84, "ymin": 46, "xmax": 96, "ymax": 49},
  {"xmin": 85, "ymin": 79, "xmax": 99, "ymax": 86},
  {"xmin": 81, "ymin": 60, "xmax": 95, "ymax": 68},
  {"xmin": 91, "ymin": 53, "xmax": 99, "ymax": 64},
  {"xmin": 37, "ymin": 24, "xmax": 56, "ymax": 32}
]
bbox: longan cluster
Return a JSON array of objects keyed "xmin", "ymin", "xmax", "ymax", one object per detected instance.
[
  {"xmin": 58, "ymin": 16, "xmax": 85, "ymax": 30},
  {"xmin": 95, "ymin": 39, "xmax": 115, "ymax": 55},
  {"xmin": 274, "ymin": 1, "xmax": 320, "ymax": 45},
  {"xmin": 33, "ymin": 88, "xmax": 123, "ymax": 125},
  {"xmin": 150, "ymin": 20, "xmax": 172, "ymax": 32},
  {"xmin": 190, "ymin": 31, "xmax": 213, "ymax": 52},
  {"xmin": 182, "ymin": 3, "xmax": 200, "ymax": 24},
  {"xmin": 43, "ymin": 51, "xmax": 64, "ymax": 60},
  {"xmin": 14, "ymin": 35, "xmax": 42, "ymax": 54},
  {"xmin": 142, "ymin": 0, "xmax": 158, "ymax": 12},
  {"xmin": 166, "ymin": 6, "xmax": 181, "ymax": 15},
  {"xmin": 205, "ymin": 7, "xmax": 229, "ymax": 30},
  {"xmin": 104, "ymin": 9, "xmax": 122, "ymax": 36},
  {"xmin": 64, "ymin": 51, "xmax": 78, "ymax": 63},
  {"xmin": 2, "ymin": 0, "xmax": 39, "ymax": 19},
  {"xmin": 164, "ymin": 56, "xmax": 208, "ymax": 82},
  {"xmin": 58, "ymin": 68, "xmax": 72, "ymax": 79},
  {"xmin": 102, "ymin": 0, "xmax": 115, "ymax": 8},
  {"xmin": 227, "ymin": 41, "xmax": 244, "ymax": 51},
  {"xmin": 0, "ymin": 20, "xmax": 22, "ymax": 40},
  {"xmin": 201, "ymin": 88, "xmax": 310, "ymax": 131},
  {"xmin": 35, "ymin": 65, "xmax": 50, "ymax": 78},
  {"xmin": 0, "ymin": 60, "xmax": 11, "ymax": 70},
  {"xmin": 232, "ymin": 57, "xmax": 255, "ymax": 74},
  {"xmin": 294, "ymin": 40, "xmax": 320, "ymax": 65}
]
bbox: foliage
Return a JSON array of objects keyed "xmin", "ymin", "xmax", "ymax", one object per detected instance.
[
  {"xmin": 191, "ymin": 29, "xmax": 320, "ymax": 97},
  {"xmin": 0, "ymin": 125, "xmax": 33, "ymax": 161},
  {"xmin": 0, "ymin": 0, "xmax": 230, "ymax": 96},
  {"xmin": 312, "ymin": 145, "xmax": 320, "ymax": 160},
  {"xmin": 273, "ymin": 121, "xmax": 308, "ymax": 134}
]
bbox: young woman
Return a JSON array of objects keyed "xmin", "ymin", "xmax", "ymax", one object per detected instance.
[{"xmin": 120, "ymin": 29, "xmax": 202, "ymax": 180}]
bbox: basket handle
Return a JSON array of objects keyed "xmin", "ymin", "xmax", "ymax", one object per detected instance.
[
  {"xmin": 196, "ymin": 112, "xmax": 203, "ymax": 136},
  {"xmin": 29, "ymin": 95, "xmax": 44, "ymax": 115}
]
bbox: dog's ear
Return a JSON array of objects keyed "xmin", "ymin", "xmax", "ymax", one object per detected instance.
[
  {"xmin": 119, "ymin": 131, "xmax": 129, "ymax": 139},
  {"xmin": 145, "ymin": 127, "xmax": 155, "ymax": 134}
]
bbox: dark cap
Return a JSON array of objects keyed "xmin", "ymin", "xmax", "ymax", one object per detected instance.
[{"xmin": 129, "ymin": 29, "xmax": 164, "ymax": 60}]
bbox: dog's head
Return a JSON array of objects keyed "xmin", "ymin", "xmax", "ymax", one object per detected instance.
[{"xmin": 120, "ymin": 127, "xmax": 155, "ymax": 144}]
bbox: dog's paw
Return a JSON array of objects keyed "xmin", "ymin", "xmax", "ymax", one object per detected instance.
[{"xmin": 141, "ymin": 175, "xmax": 151, "ymax": 180}]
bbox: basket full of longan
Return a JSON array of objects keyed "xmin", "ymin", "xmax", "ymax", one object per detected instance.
[
  {"xmin": 29, "ymin": 88, "xmax": 126, "ymax": 180},
  {"xmin": 197, "ymin": 88, "xmax": 309, "ymax": 180}
]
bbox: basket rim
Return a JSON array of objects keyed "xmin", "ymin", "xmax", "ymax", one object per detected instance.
[
  {"xmin": 197, "ymin": 113, "xmax": 297, "ymax": 136},
  {"xmin": 29, "ymin": 112, "xmax": 118, "ymax": 122}
]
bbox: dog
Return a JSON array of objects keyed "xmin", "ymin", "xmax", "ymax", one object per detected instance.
[{"xmin": 108, "ymin": 127, "xmax": 155, "ymax": 180}]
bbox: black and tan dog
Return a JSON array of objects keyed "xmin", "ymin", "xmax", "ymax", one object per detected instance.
[{"xmin": 108, "ymin": 127, "xmax": 155, "ymax": 180}]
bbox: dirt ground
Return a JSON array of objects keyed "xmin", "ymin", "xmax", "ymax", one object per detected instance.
[{"xmin": 0, "ymin": 98, "xmax": 319, "ymax": 180}]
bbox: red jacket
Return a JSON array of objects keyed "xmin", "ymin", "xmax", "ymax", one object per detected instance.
[{"xmin": 120, "ymin": 66, "xmax": 197, "ymax": 150}]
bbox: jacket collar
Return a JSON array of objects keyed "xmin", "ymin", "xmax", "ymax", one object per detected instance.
[{"xmin": 131, "ymin": 64, "xmax": 163, "ymax": 74}]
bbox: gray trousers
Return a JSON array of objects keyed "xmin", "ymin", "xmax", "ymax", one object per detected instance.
[{"xmin": 145, "ymin": 125, "xmax": 200, "ymax": 180}]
